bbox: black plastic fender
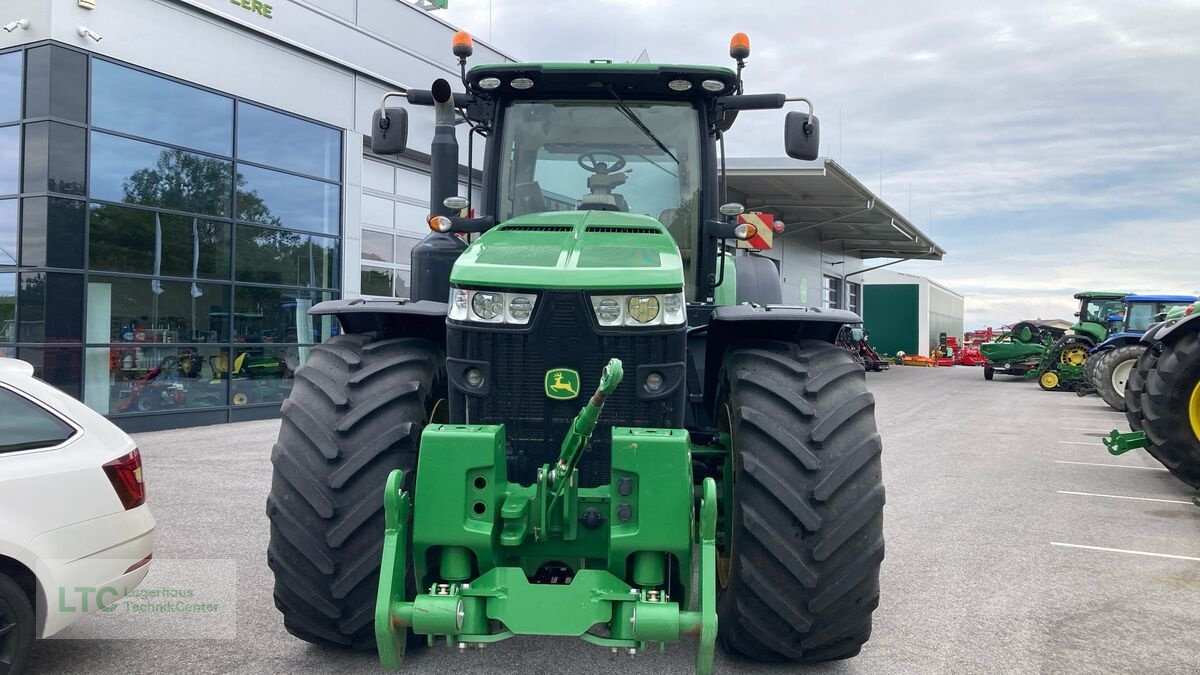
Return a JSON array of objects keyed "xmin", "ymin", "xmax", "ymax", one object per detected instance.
[
  {"xmin": 698, "ymin": 304, "xmax": 860, "ymax": 411},
  {"xmin": 309, "ymin": 298, "xmax": 447, "ymax": 344}
]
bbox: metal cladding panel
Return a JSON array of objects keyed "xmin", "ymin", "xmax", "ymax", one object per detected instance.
[
  {"xmin": 447, "ymin": 292, "xmax": 686, "ymax": 487},
  {"xmin": 862, "ymin": 284, "xmax": 919, "ymax": 356}
]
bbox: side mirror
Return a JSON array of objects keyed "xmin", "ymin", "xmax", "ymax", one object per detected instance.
[
  {"xmin": 784, "ymin": 111, "xmax": 820, "ymax": 161},
  {"xmin": 371, "ymin": 107, "xmax": 408, "ymax": 155}
]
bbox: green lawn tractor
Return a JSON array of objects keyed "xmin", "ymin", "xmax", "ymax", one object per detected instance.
[
  {"xmin": 1032, "ymin": 291, "xmax": 1128, "ymax": 391},
  {"xmin": 979, "ymin": 320, "xmax": 1063, "ymax": 380},
  {"xmin": 264, "ymin": 32, "xmax": 884, "ymax": 673},
  {"xmin": 1103, "ymin": 302, "xmax": 1200, "ymax": 495}
]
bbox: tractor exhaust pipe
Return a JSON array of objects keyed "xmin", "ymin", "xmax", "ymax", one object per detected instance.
[{"xmin": 410, "ymin": 78, "xmax": 467, "ymax": 304}]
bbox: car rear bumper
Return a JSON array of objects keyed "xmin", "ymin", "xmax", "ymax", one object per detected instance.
[{"xmin": 27, "ymin": 505, "xmax": 155, "ymax": 637}]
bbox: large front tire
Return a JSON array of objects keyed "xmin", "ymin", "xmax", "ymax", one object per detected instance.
[
  {"xmin": 1140, "ymin": 330, "xmax": 1200, "ymax": 488},
  {"xmin": 716, "ymin": 340, "xmax": 885, "ymax": 663},
  {"xmin": 1124, "ymin": 346, "xmax": 1159, "ymax": 431},
  {"xmin": 266, "ymin": 334, "xmax": 444, "ymax": 648},
  {"xmin": 1095, "ymin": 345, "xmax": 1145, "ymax": 412}
]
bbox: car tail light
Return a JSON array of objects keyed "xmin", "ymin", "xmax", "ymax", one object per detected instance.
[{"xmin": 103, "ymin": 449, "xmax": 145, "ymax": 510}]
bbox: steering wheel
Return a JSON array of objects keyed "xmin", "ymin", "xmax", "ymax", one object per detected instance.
[{"xmin": 577, "ymin": 151, "xmax": 626, "ymax": 175}]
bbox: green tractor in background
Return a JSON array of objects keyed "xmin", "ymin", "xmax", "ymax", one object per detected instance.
[
  {"xmin": 1033, "ymin": 291, "xmax": 1128, "ymax": 391},
  {"xmin": 1104, "ymin": 302, "xmax": 1200, "ymax": 494},
  {"xmin": 264, "ymin": 32, "xmax": 884, "ymax": 673}
]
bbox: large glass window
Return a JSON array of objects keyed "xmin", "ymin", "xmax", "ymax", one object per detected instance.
[
  {"xmin": 237, "ymin": 102, "xmax": 340, "ymax": 180},
  {"xmin": 0, "ymin": 125, "xmax": 17, "ymax": 195},
  {"xmin": 18, "ymin": 272, "xmax": 83, "ymax": 342},
  {"xmin": 0, "ymin": 272, "xmax": 14, "ymax": 344},
  {"xmin": 21, "ymin": 197, "xmax": 85, "ymax": 269},
  {"xmin": 90, "ymin": 132, "xmax": 233, "ymax": 216},
  {"xmin": 0, "ymin": 198, "xmax": 15, "ymax": 265},
  {"xmin": 22, "ymin": 122, "xmax": 86, "ymax": 196},
  {"xmin": 225, "ymin": 345, "xmax": 296, "ymax": 406},
  {"xmin": 89, "ymin": 203, "xmax": 231, "ymax": 279},
  {"xmin": 91, "ymin": 60, "xmax": 233, "ymax": 156},
  {"xmin": 86, "ymin": 276, "xmax": 230, "ymax": 344},
  {"xmin": 822, "ymin": 275, "xmax": 841, "ymax": 310},
  {"xmin": 23, "ymin": 45, "xmax": 87, "ymax": 123},
  {"xmin": 234, "ymin": 224, "xmax": 337, "ymax": 288},
  {"xmin": 0, "ymin": 387, "xmax": 76, "ymax": 453},
  {"xmin": 236, "ymin": 164, "xmax": 339, "ymax": 235},
  {"xmin": 86, "ymin": 345, "xmax": 229, "ymax": 415},
  {"xmin": 0, "ymin": 51, "xmax": 20, "ymax": 123},
  {"xmin": 232, "ymin": 286, "xmax": 336, "ymax": 345},
  {"xmin": 17, "ymin": 346, "xmax": 82, "ymax": 399}
]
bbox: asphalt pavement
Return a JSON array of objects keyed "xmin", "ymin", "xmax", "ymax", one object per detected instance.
[{"xmin": 28, "ymin": 365, "xmax": 1200, "ymax": 674}]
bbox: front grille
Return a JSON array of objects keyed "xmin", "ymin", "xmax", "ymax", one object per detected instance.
[{"xmin": 448, "ymin": 292, "xmax": 685, "ymax": 487}]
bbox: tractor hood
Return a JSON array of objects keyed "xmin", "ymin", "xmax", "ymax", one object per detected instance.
[{"xmin": 450, "ymin": 211, "xmax": 685, "ymax": 291}]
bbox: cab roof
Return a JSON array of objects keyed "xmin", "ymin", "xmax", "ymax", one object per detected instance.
[
  {"xmin": 1124, "ymin": 294, "xmax": 1197, "ymax": 303},
  {"xmin": 466, "ymin": 62, "xmax": 739, "ymax": 98},
  {"xmin": 1073, "ymin": 291, "xmax": 1130, "ymax": 300}
]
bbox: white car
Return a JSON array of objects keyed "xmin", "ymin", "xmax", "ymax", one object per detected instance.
[{"xmin": 0, "ymin": 358, "xmax": 155, "ymax": 672}]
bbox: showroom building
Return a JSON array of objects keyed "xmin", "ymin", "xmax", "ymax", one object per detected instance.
[
  {"xmin": 0, "ymin": 0, "xmax": 509, "ymax": 430},
  {"xmin": 1, "ymin": 0, "xmax": 943, "ymax": 431}
]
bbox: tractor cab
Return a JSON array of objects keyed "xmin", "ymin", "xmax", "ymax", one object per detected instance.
[{"xmin": 1071, "ymin": 291, "xmax": 1129, "ymax": 343}]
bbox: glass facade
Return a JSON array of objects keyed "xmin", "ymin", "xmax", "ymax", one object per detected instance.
[{"xmin": 2, "ymin": 44, "xmax": 342, "ymax": 426}]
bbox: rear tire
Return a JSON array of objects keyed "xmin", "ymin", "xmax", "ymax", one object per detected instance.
[
  {"xmin": 0, "ymin": 572, "xmax": 34, "ymax": 674},
  {"xmin": 716, "ymin": 340, "xmax": 884, "ymax": 663},
  {"xmin": 1095, "ymin": 345, "xmax": 1143, "ymax": 412},
  {"xmin": 983, "ymin": 366, "xmax": 994, "ymax": 380},
  {"xmin": 1140, "ymin": 330, "xmax": 1200, "ymax": 488},
  {"xmin": 1084, "ymin": 351, "xmax": 1102, "ymax": 390},
  {"xmin": 266, "ymin": 333, "xmax": 444, "ymax": 649},
  {"xmin": 1124, "ymin": 346, "xmax": 1159, "ymax": 431}
]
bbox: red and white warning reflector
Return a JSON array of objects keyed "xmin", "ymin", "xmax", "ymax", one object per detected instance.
[{"xmin": 736, "ymin": 212, "xmax": 777, "ymax": 250}]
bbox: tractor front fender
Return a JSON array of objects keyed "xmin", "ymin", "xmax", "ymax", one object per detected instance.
[
  {"xmin": 699, "ymin": 304, "xmax": 860, "ymax": 411},
  {"xmin": 1146, "ymin": 310, "xmax": 1200, "ymax": 347},
  {"xmin": 310, "ymin": 298, "xmax": 447, "ymax": 343}
]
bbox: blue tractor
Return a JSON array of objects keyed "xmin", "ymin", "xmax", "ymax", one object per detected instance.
[{"xmin": 1087, "ymin": 294, "xmax": 1197, "ymax": 411}]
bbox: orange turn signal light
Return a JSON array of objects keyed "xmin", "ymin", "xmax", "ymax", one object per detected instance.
[
  {"xmin": 730, "ymin": 32, "xmax": 750, "ymax": 60},
  {"xmin": 733, "ymin": 223, "xmax": 757, "ymax": 241},
  {"xmin": 429, "ymin": 215, "xmax": 453, "ymax": 233},
  {"xmin": 452, "ymin": 31, "xmax": 474, "ymax": 58}
]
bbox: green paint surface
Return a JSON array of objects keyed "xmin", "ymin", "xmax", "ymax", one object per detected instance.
[
  {"xmin": 451, "ymin": 211, "xmax": 684, "ymax": 291},
  {"xmin": 863, "ymin": 284, "xmax": 919, "ymax": 355}
]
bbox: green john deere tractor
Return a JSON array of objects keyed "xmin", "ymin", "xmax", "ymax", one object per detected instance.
[
  {"xmin": 264, "ymin": 33, "xmax": 884, "ymax": 673},
  {"xmin": 1104, "ymin": 301, "xmax": 1200, "ymax": 494},
  {"xmin": 1033, "ymin": 291, "xmax": 1128, "ymax": 391}
]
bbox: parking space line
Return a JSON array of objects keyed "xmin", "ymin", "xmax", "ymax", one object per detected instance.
[
  {"xmin": 1055, "ymin": 460, "xmax": 1168, "ymax": 472},
  {"xmin": 1058, "ymin": 490, "xmax": 1193, "ymax": 505},
  {"xmin": 1051, "ymin": 542, "xmax": 1200, "ymax": 562},
  {"xmin": 1057, "ymin": 440, "xmax": 1104, "ymax": 446}
]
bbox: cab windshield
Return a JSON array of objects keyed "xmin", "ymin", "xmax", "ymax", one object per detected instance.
[
  {"xmin": 496, "ymin": 100, "xmax": 702, "ymax": 250},
  {"xmin": 1082, "ymin": 299, "xmax": 1124, "ymax": 324}
]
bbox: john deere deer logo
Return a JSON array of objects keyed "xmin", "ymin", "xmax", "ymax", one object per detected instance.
[{"xmin": 544, "ymin": 368, "xmax": 580, "ymax": 400}]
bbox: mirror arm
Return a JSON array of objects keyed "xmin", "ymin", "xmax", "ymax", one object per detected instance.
[
  {"xmin": 785, "ymin": 96, "xmax": 816, "ymax": 133},
  {"xmin": 448, "ymin": 216, "xmax": 496, "ymax": 234},
  {"xmin": 377, "ymin": 91, "xmax": 409, "ymax": 129}
]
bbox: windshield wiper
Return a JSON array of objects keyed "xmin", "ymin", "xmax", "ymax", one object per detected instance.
[{"xmin": 604, "ymin": 85, "xmax": 679, "ymax": 165}]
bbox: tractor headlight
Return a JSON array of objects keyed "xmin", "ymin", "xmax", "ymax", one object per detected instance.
[
  {"xmin": 450, "ymin": 288, "xmax": 537, "ymax": 325},
  {"xmin": 591, "ymin": 292, "xmax": 685, "ymax": 327},
  {"xmin": 471, "ymin": 292, "xmax": 503, "ymax": 321},
  {"xmin": 627, "ymin": 296, "xmax": 660, "ymax": 324}
]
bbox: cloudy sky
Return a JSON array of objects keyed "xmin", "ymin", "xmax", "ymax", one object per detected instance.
[{"xmin": 438, "ymin": 1, "xmax": 1199, "ymax": 328}]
